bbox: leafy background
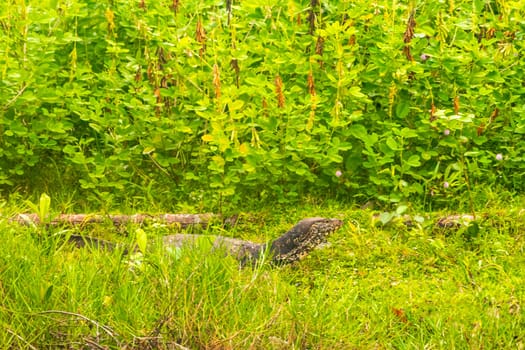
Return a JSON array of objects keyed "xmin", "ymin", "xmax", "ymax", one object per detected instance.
[{"xmin": 1, "ymin": 0, "xmax": 524, "ymax": 209}]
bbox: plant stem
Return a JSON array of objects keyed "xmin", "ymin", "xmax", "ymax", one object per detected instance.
[{"xmin": 461, "ymin": 153, "xmax": 476, "ymax": 219}]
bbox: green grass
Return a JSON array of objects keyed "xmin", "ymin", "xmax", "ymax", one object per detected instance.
[{"xmin": 0, "ymin": 198, "xmax": 524, "ymax": 349}]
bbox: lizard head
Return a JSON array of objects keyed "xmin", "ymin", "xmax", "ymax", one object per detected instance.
[{"xmin": 270, "ymin": 217, "xmax": 343, "ymax": 264}]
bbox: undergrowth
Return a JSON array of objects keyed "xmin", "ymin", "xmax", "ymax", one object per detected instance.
[{"xmin": 0, "ymin": 194, "xmax": 523, "ymax": 349}]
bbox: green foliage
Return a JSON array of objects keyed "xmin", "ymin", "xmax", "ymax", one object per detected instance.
[
  {"xmin": 1, "ymin": 0, "xmax": 524, "ymax": 207},
  {"xmin": 134, "ymin": 227, "xmax": 148, "ymax": 254},
  {"xmin": 24, "ymin": 193, "xmax": 52, "ymax": 224}
]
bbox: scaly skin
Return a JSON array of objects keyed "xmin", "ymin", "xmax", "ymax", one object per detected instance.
[
  {"xmin": 163, "ymin": 217, "xmax": 343, "ymax": 265},
  {"xmin": 68, "ymin": 217, "xmax": 344, "ymax": 266},
  {"xmin": 268, "ymin": 217, "xmax": 343, "ymax": 264}
]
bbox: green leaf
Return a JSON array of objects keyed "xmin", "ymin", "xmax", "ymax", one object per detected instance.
[
  {"xmin": 135, "ymin": 228, "xmax": 148, "ymax": 254},
  {"xmin": 39, "ymin": 193, "xmax": 51, "ymax": 222},
  {"xmin": 142, "ymin": 147, "xmax": 156, "ymax": 155},
  {"xmin": 348, "ymin": 86, "xmax": 366, "ymax": 99},
  {"xmin": 405, "ymin": 155, "xmax": 421, "ymax": 167},
  {"xmin": 379, "ymin": 212, "xmax": 395, "ymax": 225},
  {"xmin": 395, "ymin": 205, "xmax": 407, "ymax": 215},
  {"xmin": 228, "ymin": 100, "xmax": 245, "ymax": 111},
  {"xmin": 386, "ymin": 137, "xmax": 400, "ymax": 151},
  {"xmin": 43, "ymin": 284, "xmax": 54, "ymax": 302},
  {"xmin": 395, "ymin": 101, "xmax": 410, "ymax": 118},
  {"xmin": 398, "ymin": 128, "xmax": 419, "ymax": 138},
  {"xmin": 348, "ymin": 124, "xmax": 368, "ymax": 140}
]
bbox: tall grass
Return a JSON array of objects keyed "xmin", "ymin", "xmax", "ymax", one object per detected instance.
[{"xmin": 0, "ymin": 198, "xmax": 524, "ymax": 349}]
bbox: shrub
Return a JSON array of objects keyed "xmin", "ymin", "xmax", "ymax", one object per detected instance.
[{"xmin": 0, "ymin": 0, "xmax": 523, "ymax": 207}]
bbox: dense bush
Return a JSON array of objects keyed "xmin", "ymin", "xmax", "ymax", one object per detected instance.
[{"xmin": 1, "ymin": 0, "xmax": 524, "ymax": 207}]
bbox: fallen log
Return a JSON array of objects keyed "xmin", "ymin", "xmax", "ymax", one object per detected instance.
[
  {"xmin": 10, "ymin": 213, "xmax": 236, "ymax": 227},
  {"xmin": 372, "ymin": 213, "xmax": 477, "ymax": 228}
]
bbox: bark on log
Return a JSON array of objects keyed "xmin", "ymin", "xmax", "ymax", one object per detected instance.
[
  {"xmin": 372, "ymin": 213, "xmax": 477, "ymax": 228},
  {"xmin": 10, "ymin": 213, "xmax": 235, "ymax": 227},
  {"xmin": 11, "ymin": 212, "xmax": 480, "ymax": 230}
]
